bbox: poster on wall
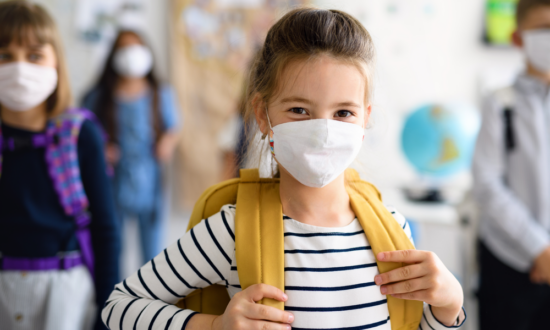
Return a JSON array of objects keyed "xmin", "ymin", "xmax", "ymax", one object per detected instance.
[
  {"xmin": 74, "ymin": 0, "xmax": 145, "ymax": 43},
  {"xmin": 484, "ymin": 0, "xmax": 518, "ymax": 46},
  {"xmin": 171, "ymin": 0, "xmax": 308, "ymax": 208}
]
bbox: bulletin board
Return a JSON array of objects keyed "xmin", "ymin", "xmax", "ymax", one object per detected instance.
[{"xmin": 171, "ymin": 0, "xmax": 308, "ymax": 208}]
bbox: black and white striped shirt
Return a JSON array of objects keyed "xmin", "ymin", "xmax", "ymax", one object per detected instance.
[{"xmin": 102, "ymin": 205, "xmax": 465, "ymax": 329}]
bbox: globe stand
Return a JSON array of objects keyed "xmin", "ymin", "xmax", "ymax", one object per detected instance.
[{"xmin": 403, "ymin": 187, "xmax": 445, "ymax": 203}]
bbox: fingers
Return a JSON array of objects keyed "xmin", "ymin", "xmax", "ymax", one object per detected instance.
[
  {"xmin": 377, "ymin": 250, "xmax": 432, "ymax": 264},
  {"xmin": 244, "ymin": 284, "xmax": 288, "ymax": 303},
  {"xmin": 245, "ymin": 304, "xmax": 294, "ymax": 324},
  {"xmin": 530, "ymin": 268, "xmax": 546, "ymax": 284},
  {"xmin": 379, "ymin": 278, "xmax": 428, "ymax": 295},
  {"xmin": 389, "ymin": 289, "xmax": 429, "ymax": 301},
  {"xmin": 529, "ymin": 269, "xmax": 540, "ymax": 284},
  {"xmin": 374, "ymin": 264, "xmax": 426, "ymax": 285},
  {"xmin": 251, "ymin": 320, "xmax": 292, "ymax": 330}
]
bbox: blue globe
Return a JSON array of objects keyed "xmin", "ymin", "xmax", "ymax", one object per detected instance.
[{"xmin": 401, "ymin": 104, "xmax": 481, "ymax": 178}]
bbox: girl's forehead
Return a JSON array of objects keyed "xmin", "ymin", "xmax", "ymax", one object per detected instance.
[
  {"xmin": 117, "ymin": 32, "xmax": 143, "ymax": 47},
  {"xmin": 0, "ymin": 27, "xmax": 47, "ymax": 49},
  {"xmin": 273, "ymin": 56, "xmax": 367, "ymax": 104},
  {"xmin": 521, "ymin": 6, "xmax": 550, "ymax": 29},
  {"xmin": 4, "ymin": 40, "xmax": 47, "ymax": 50}
]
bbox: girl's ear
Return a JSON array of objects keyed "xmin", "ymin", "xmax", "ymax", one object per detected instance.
[
  {"xmin": 364, "ymin": 104, "xmax": 372, "ymax": 128},
  {"xmin": 512, "ymin": 30, "xmax": 523, "ymax": 48},
  {"xmin": 252, "ymin": 94, "xmax": 268, "ymax": 134}
]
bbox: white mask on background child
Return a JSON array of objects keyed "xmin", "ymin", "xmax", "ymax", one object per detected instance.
[
  {"xmin": 0, "ymin": 62, "xmax": 58, "ymax": 112},
  {"xmin": 267, "ymin": 110, "xmax": 365, "ymax": 188},
  {"xmin": 113, "ymin": 44, "xmax": 153, "ymax": 78},
  {"xmin": 523, "ymin": 29, "xmax": 550, "ymax": 73}
]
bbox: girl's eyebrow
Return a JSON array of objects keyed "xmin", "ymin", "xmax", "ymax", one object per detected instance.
[
  {"xmin": 27, "ymin": 44, "xmax": 45, "ymax": 50},
  {"xmin": 280, "ymin": 96, "xmax": 314, "ymax": 104},
  {"xmin": 334, "ymin": 101, "xmax": 361, "ymax": 108},
  {"xmin": 279, "ymin": 96, "xmax": 361, "ymax": 108}
]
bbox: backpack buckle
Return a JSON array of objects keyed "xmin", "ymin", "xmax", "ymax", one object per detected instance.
[
  {"xmin": 75, "ymin": 211, "xmax": 91, "ymax": 228},
  {"xmin": 5, "ymin": 137, "xmax": 33, "ymax": 151},
  {"xmin": 3, "ymin": 134, "xmax": 51, "ymax": 151}
]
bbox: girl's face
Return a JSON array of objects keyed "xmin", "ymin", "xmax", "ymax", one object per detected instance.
[
  {"xmin": 257, "ymin": 55, "xmax": 371, "ymax": 132},
  {"xmin": 0, "ymin": 40, "xmax": 57, "ymax": 68},
  {"xmin": 116, "ymin": 32, "xmax": 143, "ymax": 49}
]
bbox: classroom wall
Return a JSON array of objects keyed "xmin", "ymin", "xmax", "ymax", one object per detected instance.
[
  {"xmin": 33, "ymin": 0, "xmax": 170, "ymax": 104},
  {"xmin": 36, "ymin": 0, "xmax": 523, "ymax": 195}
]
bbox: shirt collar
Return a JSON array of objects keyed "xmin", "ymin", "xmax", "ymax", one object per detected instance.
[{"xmin": 515, "ymin": 72, "xmax": 550, "ymax": 98}]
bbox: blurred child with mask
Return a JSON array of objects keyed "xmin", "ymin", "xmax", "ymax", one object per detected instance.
[
  {"xmin": 83, "ymin": 30, "xmax": 180, "ymax": 266},
  {"xmin": 0, "ymin": 1, "xmax": 120, "ymax": 330},
  {"xmin": 473, "ymin": 0, "xmax": 550, "ymax": 328}
]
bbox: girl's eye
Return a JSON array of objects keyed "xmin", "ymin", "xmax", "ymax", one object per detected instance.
[
  {"xmin": 290, "ymin": 107, "xmax": 307, "ymax": 115},
  {"xmin": 29, "ymin": 53, "xmax": 43, "ymax": 61},
  {"xmin": 335, "ymin": 110, "xmax": 353, "ymax": 118}
]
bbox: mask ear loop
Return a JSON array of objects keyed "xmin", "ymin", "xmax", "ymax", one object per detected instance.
[
  {"xmin": 265, "ymin": 106, "xmax": 273, "ymax": 130},
  {"xmin": 265, "ymin": 106, "xmax": 276, "ymax": 179}
]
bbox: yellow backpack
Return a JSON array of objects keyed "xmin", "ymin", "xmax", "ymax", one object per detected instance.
[{"xmin": 176, "ymin": 168, "xmax": 423, "ymax": 330}]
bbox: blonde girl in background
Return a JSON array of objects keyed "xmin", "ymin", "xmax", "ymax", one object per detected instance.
[
  {"xmin": 0, "ymin": 1, "xmax": 120, "ymax": 330},
  {"xmin": 102, "ymin": 8, "xmax": 465, "ymax": 330}
]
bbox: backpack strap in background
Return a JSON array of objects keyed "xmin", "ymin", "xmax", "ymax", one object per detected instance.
[
  {"xmin": 66, "ymin": 108, "xmax": 108, "ymax": 141},
  {"xmin": 494, "ymin": 86, "xmax": 516, "ymax": 154},
  {"xmin": 345, "ymin": 169, "xmax": 423, "ymax": 330},
  {"xmin": 45, "ymin": 109, "xmax": 95, "ymax": 278},
  {"xmin": 235, "ymin": 169, "xmax": 285, "ymax": 310},
  {"xmin": 68, "ymin": 108, "xmax": 113, "ymax": 176},
  {"xmin": 503, "ymin": 107, "xmax": 515, "ymax": 153}
]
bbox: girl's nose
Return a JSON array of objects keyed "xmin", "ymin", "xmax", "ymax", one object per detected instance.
[{"xmin": 309, "ymin": 111, "xmax": 333, "ymax": 120}]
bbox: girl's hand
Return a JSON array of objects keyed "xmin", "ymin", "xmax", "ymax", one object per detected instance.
[
  {"xmin": 156, "ymin": 132, "xmax": 179, "ymax": 164},
  {"xmin": 374, "ymin": 250, "xmax": 464, "ymax": 326},
  {"xmin": 212, "ymin": 284, "xmax": 294, "ymax": 330},
  {"xmin": 105, "ymin": 143, "xmax": 120, "ymax": 166},
  {"xmin": 530, "ymin": 246, "xmax": 550, "ymax": 284}
]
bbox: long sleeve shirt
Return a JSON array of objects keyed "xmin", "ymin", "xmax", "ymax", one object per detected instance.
[
  {"xmin": 82, "ymin": 85, "xmax": 180, "ymax": 214},
  {"xmin": 102, "ymin": 204, "xmax": 465, "ymax": 330},
  {"xmin": 473, "ymin": 73, "xmax": 550, "ymax": 271},
  {"xmin": 0, "ymin": 120, "xmax": 121, "ymax": 330}
]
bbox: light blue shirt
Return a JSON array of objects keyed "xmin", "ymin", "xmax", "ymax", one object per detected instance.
[{"xmin": 83, "ymin": 85, "xmax": 180, "ymax": 214}]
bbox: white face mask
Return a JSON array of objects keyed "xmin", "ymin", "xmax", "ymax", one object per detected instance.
[
  {"xmin": 113, "ymin": 44, "xmax": 153, "ymax": 78},
  {"xmin": 267, "ymin": 111, "xmax": 365, "ymax": 188},
  {"xmin": 523, "ymin": 29, "xmax": 550, "ymax": 73},
  {"xmin": 0, "ymin": 62, "xmax": 58, "ymax": 112}
]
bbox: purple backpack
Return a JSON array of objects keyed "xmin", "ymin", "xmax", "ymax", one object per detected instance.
[{"xmin": 0, "ymin": 108, "xmax": 105, "ymax": 277}]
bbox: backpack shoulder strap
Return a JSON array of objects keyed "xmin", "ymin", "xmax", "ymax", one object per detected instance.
[
  {"xmin": 235, "ymin": 169, "xmax": 284, "ymax": 310},
  {"xmin": 46, "ymin": 110, "xmax": 90, "ymax": 216},
  {"xmin": 494, "ymin": 86, "xmax": 516, "ymax": 153},
  {"xmin": 345, "ymin": 169, "xmax": 423, "ymax": 330},
  {"xmin": 186, "ymin": 177, "xmax": 241, "ymax": 231},
  {"xmin": 180, "ymin": 169, "xmax": 283, "ymax": 313},
  {"xmin": 46, "ymin": 109, "xmax": 95, "ymax": 276}
]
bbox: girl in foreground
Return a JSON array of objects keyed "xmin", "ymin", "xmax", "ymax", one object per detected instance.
[{"xmin": 102, "ymin": 8, "xmax": 465, "ymax": 330}]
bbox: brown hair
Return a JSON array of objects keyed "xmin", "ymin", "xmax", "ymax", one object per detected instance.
[
  {"xmin": 88, "ymin": 30, "xmax": 162, "ymax": 144},
  {"xmin": 516, "ymin": 0, "xmax": 550, "ymax": 25},
  {"xmin": 242, "ymin": 7, "xmax": 375, "ymax": 171},
  {"xmin": 0, "ymin": 0, "xmax": 72, "ymax": 116}
]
